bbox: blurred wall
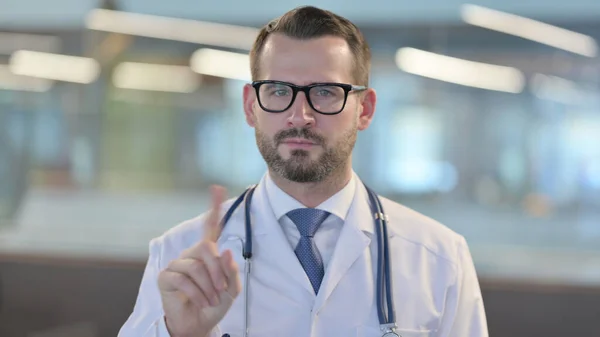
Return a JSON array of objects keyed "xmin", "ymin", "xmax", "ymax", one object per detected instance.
[{"xmin": 1, "ymin": 1, "xmax": 600, "ymax": 336}]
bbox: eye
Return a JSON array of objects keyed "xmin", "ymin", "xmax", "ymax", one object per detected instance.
[
  {"xmin": 312, "ymin": 86, "xmax": 341, "ymax": 98},
  {"xmin": 265, "ymin": 84, "xmax": 291, "ymax": 97},
  {"xmin": 273, "ymin": 89, "xmax": 290, "ymax": 96},
  {"xmin": 316, "ymin": 89, "xmax": 333, "ymax": 96}
]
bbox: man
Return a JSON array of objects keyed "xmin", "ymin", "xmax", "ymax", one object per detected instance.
[{"xmin": 119, "ymin": 6, "xmax": 488, "ymax": 337}]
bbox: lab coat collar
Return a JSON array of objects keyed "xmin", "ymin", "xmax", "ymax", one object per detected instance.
[
  {"xmin": 313, "ymin": 171, "xmax": 376, "ymax": 311},
  {"xmin": 348, "ymin": 172, "xmax": 399, "ymax": 239},
  {"xmin": 351, "ymin": 172, "xmax": 378, "ymax": 236}
]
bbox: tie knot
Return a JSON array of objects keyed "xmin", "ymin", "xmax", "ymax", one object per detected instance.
[{"xmin": 287, "ymin": 208, "xmax": 330, "ymax": 237}]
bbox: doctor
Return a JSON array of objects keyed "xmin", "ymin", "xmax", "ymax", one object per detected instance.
[{"xmin": 119, "ymin": 5, "xmax": 488, "ymax": 337}]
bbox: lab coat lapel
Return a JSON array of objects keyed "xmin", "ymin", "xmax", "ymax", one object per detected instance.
[
  {"xmin": 313, "ymin": 178, "xmax": 374, "ymax": 313},
  {"xmin": 250, "ymin": 177, "xmax": 317, "ymax": 296}
]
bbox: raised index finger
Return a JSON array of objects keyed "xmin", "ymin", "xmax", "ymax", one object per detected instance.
[{"xmin": 203, "ymin": 184, "xmax": 227, "ymax": 243}]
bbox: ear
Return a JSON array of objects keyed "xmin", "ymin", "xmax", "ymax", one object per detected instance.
[
  {"xmin": 357, "ymin": 88, "xmax": 376, "ymax": 131},
  {"xmin": 243, "ymin": 83, "xmax": 257, "ymax": 127}
]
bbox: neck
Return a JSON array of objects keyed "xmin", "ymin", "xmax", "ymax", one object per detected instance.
[{"xmin": 269, "ymin": 162, "xmax": 353, "ymax": 208}]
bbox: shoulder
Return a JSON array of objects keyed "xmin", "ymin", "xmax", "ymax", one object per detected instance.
[{"xmin": 378, "ymin": 195, "xmax": 469, "ymax": 268}]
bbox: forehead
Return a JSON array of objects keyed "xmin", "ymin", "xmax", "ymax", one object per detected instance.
[{"xmin": 258, "ymin": 34, "xmax": 354, "ymax": 84}]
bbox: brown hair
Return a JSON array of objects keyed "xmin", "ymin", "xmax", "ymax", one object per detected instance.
[{"xmin": 249, "ymin": 6, "xmax": 371, "ymax": 86}]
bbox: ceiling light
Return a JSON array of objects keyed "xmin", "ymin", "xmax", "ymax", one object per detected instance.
[
  {"xmin": 190, "ymin": 48, "xmax": 251, "ymax": 81},
  {"xmin": 395, "ymin": 47, "xmax": 525, "ymax": 93},
  {"xmin": 9, "ymin": 50, "xmax": 100, "ymax": 84},
  {"xmin": 461, "ymin": 4, "xmax": 598, "ymax": 57},
  {"xmin": 86, "ymin": 9, "xmax": 259, "ymax": 51},
  {"xmin": 113, "ymin": 62, "xmax": 201, "ymax": 93}
]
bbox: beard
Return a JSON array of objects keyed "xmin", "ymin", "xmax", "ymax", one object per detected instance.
[{"xmin": 255, "ymin": 123, "xmax": 357, "ymax": 183}]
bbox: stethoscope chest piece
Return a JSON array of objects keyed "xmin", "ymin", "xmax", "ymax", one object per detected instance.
[
  {"xmin": 380, "ymin": 323, "xmax": 401, "ymax": 337},
  {"xmin": 381, "ymin": 332, "xmax": 401, "ymax": 337}
]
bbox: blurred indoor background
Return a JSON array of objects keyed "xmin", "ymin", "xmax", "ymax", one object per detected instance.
[{"xmin": 1, "ymin": 0, "xmax": 599, "ymax": 336}]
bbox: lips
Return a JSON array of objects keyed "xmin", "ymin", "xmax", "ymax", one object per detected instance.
[
  {"xmin": 274, "ymin": 128, "xmax": 324, "ymax": 147},
  {"xmin": 281, "ymin": 138, "xmax": 317, "ymax": 145}
]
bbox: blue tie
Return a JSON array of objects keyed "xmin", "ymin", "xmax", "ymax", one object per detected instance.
[{"xmin": 287, "ymin": 208, "xmax": 330, "ymax": 294}]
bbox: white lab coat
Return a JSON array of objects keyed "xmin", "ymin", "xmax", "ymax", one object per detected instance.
[{"xmin": 119, "ymin": 173, "xmax": 488, "ymax": 337}]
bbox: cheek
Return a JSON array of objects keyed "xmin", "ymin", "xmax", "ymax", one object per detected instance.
[
  {"xmin": 256, "ymin": 112, "xmax": 287, "ymax": 132},
  {"xmin": 319, "ymin": 112, "xmax": 355, "ymax": 133}
]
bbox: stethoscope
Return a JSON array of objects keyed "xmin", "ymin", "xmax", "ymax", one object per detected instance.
[{"xmin": 218, "ymin": 182, "xmax": 400, "ymax": 337}]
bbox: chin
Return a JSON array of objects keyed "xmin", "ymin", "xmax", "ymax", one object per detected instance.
[{"xmin": 283, "ymin": 148, "xmax": 320, "ymax": 160}]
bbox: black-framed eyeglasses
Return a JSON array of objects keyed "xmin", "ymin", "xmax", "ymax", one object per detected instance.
[{"xmin": 251, "ymin": 80, "xmax": 367, "ymax": 115}]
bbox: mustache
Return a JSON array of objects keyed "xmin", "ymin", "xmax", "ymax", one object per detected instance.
[{"xmin": 275, "ymin": 128, "xmax": 325, "ymax": 145}]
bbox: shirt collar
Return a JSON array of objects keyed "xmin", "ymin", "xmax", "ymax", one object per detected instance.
[{"xmin": 265, "ymin": 171, "xmax": 356, "ymax": 222}]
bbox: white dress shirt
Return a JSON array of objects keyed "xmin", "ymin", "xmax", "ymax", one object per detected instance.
[{"xmin": 264, "ymin": 172, "xmax": 356, "ymax": 269}]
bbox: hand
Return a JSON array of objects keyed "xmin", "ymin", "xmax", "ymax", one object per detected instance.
[{"xmin": 158, "ymin": 185, "xmax": 242, "ymax": 337}]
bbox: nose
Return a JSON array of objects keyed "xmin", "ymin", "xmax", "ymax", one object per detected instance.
[{"xmin": 286, "ymin": 92, "xmax": 315, "ymax": 128}]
